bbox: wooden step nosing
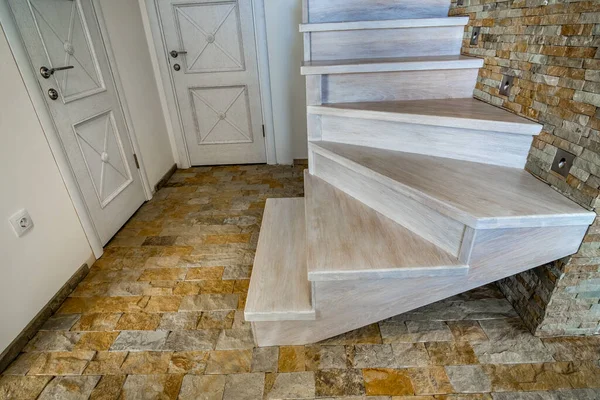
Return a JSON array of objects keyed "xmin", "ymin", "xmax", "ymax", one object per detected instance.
[
  {"xmin": 245, "ymin": 310, "xmax": 316, "ymax": 322},
  {"xmin": 308, "ymin": 264, "xmax": 469, "ymax": 281},
  {"xmin": 307, "ymin": 105, "xmax": 542, "ymax": 135},
  {"xmin": 309, "ymin": 142, "xmax": 595, "ymax": 229},
  {"xmin": 300, "ymin": 17, "xmax": 470, "ymax": 32},
  {"xmin": 301, "ymin": 59, "xmax": 484, "ymax": 75}
]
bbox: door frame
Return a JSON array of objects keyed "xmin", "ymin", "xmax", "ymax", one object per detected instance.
[
  {"xmin": 0, "ymin": 0, "xmax": 154, "ymax": 259},
  {"xmin": 141, "ymin": 0, "xmax": 278, "ymax": 168}
]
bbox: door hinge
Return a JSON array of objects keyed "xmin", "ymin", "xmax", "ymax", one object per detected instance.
[
  {"xmin": 262, "ymin": 124, "xmax": 265, "ymax": 138},
  {"xmin": 133, "ymin": 154, "xmax": 140, "ymax": 169}
]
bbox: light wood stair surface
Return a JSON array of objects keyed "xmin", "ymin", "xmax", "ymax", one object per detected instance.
[
  {"xmin": 310, "ymin": 141, "xmax": 596, "ymax": 229},
  {"xmin": 244, "ymin": 198, "xmax": 315, "ymax": 322},
  {"xmin": 301, "ymin": 55, "xmax": 484, "ymax": 75},
  {"xmin": 300, "ymin": 17, "xmax": 469, "ymax": 32},
  {"xmin": 308, "ymin": 98, "xmax": 542, "ymax": 135},
  {"xmin": 305, "ymin": 171, "xmax": 467, "ymax": 281}
]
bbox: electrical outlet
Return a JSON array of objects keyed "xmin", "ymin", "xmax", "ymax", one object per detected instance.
[{"xmin": 9, "ymin": 209, "xmax": 34, "ymax": 237}]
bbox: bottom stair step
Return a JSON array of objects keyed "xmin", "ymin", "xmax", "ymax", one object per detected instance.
[
  {"xmin": 305, "ymin": 171, "xmax": 468, "ymax": 280},
  {"xmin": 244, "ymin": 198, "xmax": 315, "ymax": 322}
]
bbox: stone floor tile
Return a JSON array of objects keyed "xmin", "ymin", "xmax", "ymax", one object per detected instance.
[
  {"xmin": 120, "ymin": 351, "xmax": 172, "ymax": 374},
  {"xmin": 179, "ymin": 294, "xmax": 239, "ymax": 311},
  {"xmin": 541, "ymin": 336, "xmax": 600, "ymax": 361},
  {"xmin": 472, "ymin": 337, "xmax": 554, "ymax": 364},
  {"xmin": 2, "ymin": 353, "xmax": 42, "ymax": 375},
  {"xmin": 89, "ymin": 375, "xmax": 126, "ymax": 400},
  {"xmin": 305, "ymin": 345, "xmax": 347, "ymax": 370},
  {"xmin": 37, "ymin": 376, "xmax": 100, "ymax": 400},
  {"xmin": 28, "ymin": 351, "xmax": 95, "ymax": 375},
  {"xmin": 407, "ymin": 366, "xmax": 454, "ymax": 395},
  {"xmin": 425, "ymin": 342, "xmax": 479, "ymax": 365},
  {"xmin": 142, "ymin": 236, "xmax": 178, "ymax": 246},
  {"xmin": 352, "ymin": 344, "xmax": 398, "ymax": 369},
  {"xmin": 222, "ymin": 265, "xmax": 252, "ymax": 280},
  {"xmin": 23, "ymin": 331, "xmax": 82, "ymax": 352},
  {"xmin": 252, "ymin": 346, "xmax": 279, "ymax": 372},
  {"xmin": 164, "ymin": 330, "xmax": 220, "ymax": 351},
  {"xmin": 482, "ymin": 364, "xmax": 538, "ymax": 392},
  {"xmin": 138, "ymin": 267, "xmax": 187, "ymax": 281},
  {"xmin": 71, "ymin": 313, "xmax": 121, "ymax": 331},
  {"xmin": 197, "ymin": 310, "xmax": 235, "ymax": 329},
  {"xmin": 186, "ymin": 266, "xmax": 224, "ymax": 280},
  {"xmin": 266, "ymin": 372, "xmax": 316, "ymax": 399},
  {"xmin": 110, "ymin": 331, "xmax": 169, "ymax": 351},
  {"xmin": 158, "ymin": 312, "xmax": 201, "ymax": 330},
  {"xmin": 0, "ymin": 375, "xmax": 52, "ymax": 400},
  {"xmin": 491, "ymin": 392, "xmax": 561, "ymax": 399},
  {"xmin": 406, "ymin": 321, "xmax": 454, "ymax": 342},
  {"xmin": 205, "ymin": 349, "xmax": 253, "ymax": 374},
  {"xmin": 445, "ymin": 365, "xmax": 492, "ymax": 393},
  {"xmin": 478, "ymin": 318, "xmax": 531, "ymax": 341},
  {"xmin": 315, "ymin": 369, "xmax": 365, "ymax": 397},
  {"xmin": 74, "ymin": 332, "xmax": 119, "ymax": 351},
  {"xmin": 178, "ymin": 375, "xmax": 226, "ymax": 400},
  {"xmin": 215, "ymin": 327, "xmax": 255, "ymax": 350},
  {"xmin": 119, "ymin": 374, "xmax": 183, "ymax": 400},
  {"xmin": 279, "ymin": 345, "xmax": 306, "ymax": 372},
  {"xmin": 83, "ymin": 352, "xmax": 127, "ymax": 375},
  {"xmin": 363, "ymin": 368, "xmax": 414, "ymax": 396},
  {"xmin": 223, "ymin": 373, "xmax": 265, "ymax": 400},
  {"xmin": 198, "ymin": 280, "xmax": 236, "ymax": 294},
  {"xmin": 116, "ymin": 312, "xmax": 162, "ymax": 330},
  {"xmin": 40, "ymin": 314, "xmax": 81, "ymax": 331},
  {"xmin": 390, "ymin": 343, "xmax": 430, "ymax": 367},
  {"xmin": 319, "ymin": 323, "xmax": 382, "ymax": 345},
  {"xmin": 447, "ymin": 320, "xmax": 489, "ymax": 342},
  {"xmin": 168, "ymin": 351, "xmax": 209, "ymax": 374}
]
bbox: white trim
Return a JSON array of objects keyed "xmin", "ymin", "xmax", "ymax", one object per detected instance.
[
  {"xmin": 92, "ymin": 0, "xmax": 153, "ymax": 199},
  {"xmin": 0, "ymin": 0, "xmax": 103, "ymax": 258},
  {"xmin": 141, "ymin": 0, "xmax": 277, "ymax": 167}
]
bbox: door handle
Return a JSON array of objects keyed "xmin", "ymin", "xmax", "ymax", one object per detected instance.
[
  {"xmin": 170, "ymin": 50, "xmax": 187, "ymax": 58},
  {"xmin": 40, "ymin": 65, "xmax": 74, "ymax": 79}
]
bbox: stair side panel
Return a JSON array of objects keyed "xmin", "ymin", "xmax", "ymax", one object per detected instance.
[
  {"xmin": 252, "ymin": 224, "xmax": 588, "ymax": 346},
  {"xmin": 322, "ymin": 69, "xmax": 480, "ymax": 103}
]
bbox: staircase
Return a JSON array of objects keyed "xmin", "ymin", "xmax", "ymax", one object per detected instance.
[{"xmin": 245, "ymin": 0, "xmax": 596, "ymax": 346}]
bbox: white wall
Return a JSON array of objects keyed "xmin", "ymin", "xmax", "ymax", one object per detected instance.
[
  {"xmin": 0, "ymin": 28, "xmax": 94, "ymax": 354},
  {"xmin": 97, "ymin": 0, "xmax": 175, "ymax": 187},
  {"xmin": 264, "ymin": 0, "xmax": 308, "ymax": 164}
]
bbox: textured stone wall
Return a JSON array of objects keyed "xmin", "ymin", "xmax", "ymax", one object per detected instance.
[{"xmin": 449, "ymin": 0, "xmax": 600, "ymax": 336}]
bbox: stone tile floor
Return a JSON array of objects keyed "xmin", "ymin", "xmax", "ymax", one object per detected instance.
[{"xmin": 1, "ymin": 164, "xmax": 600, "ymax": 399}]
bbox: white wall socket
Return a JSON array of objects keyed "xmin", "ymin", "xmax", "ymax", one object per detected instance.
[{"xmin": 9, "ymin": 209, "xmax": 34, "ymax": 237}]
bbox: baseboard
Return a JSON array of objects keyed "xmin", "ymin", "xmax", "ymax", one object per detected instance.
[
  {"xmin": 154, "ymin": 164, "xmax": 178, "ymax": 193},
  {"xmin": 0, "ymin": 263, "xmax": 91, "ymax": 373},
  {"xmin": 294, "ymin": 158, "xmax": 309, "ymax": 167}
]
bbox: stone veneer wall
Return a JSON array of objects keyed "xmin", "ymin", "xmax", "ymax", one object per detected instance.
[{"xmin": 449, "ymin": 0, "xmax": 600, "ymax": 336}]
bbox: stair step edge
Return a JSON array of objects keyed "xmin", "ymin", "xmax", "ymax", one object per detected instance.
[
  {"xmin": 300, "ymin": 17, "xmax": 470, "ymax": 32},
  {"xmin": 309, "ymin": 141, "xmax": 596, "ymax": 229},
  {"xmin": 301, "ymin": 56, "xmax": 483, "ymax": 75},
  {"xmin": 308, "ymin": 264, "xmax": 469, "ymax": 281}
]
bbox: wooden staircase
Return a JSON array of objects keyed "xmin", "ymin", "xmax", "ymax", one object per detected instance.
[{"xmin": 245, "ymin": 0, "xmax": 596, "ymax": 346}]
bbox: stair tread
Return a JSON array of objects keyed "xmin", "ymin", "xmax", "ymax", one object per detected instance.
[
  {"xmin": 308, "ymin": 98, "xmax": 542, "ymax": 135},
  {"xmin": 245, "ymin": 198, "xmax": 315, "ymax": 322},
  {"xmin": 300, "ymin": 17, "xmax": 469, "ymax": 32},
  {"xmin": 305, "ymin": 171, "xmax": 468, "ymax": 281},
  {"xmin": 301, "ymin": 55, "xmax": 483, "ymax": 75},
  {"xmin": 310, "ymin": 141, "xmax": 596, "ymax": 229}
]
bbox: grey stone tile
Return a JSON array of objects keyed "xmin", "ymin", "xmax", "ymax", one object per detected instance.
[
  {"xmin": 405, "ymin": 321, "xmax": 453, "ymax": 342},
  {"xmin": 252, "ymin": 347, "xmax": 279, "ymax": 372},
  {"xmin": 165, "ymin": 330, "xmax": 220, "ymax": 351},
  {"xmin": 222, "ymin": 265, "xmax": 252, "ymax": 280},
  {"xmin": 120, "ymin": 374, "xmax": 183, "ymax": 399},
  {"xmin": 179, "ymin": 375, "xmax": 226, "ymax": 400},
  {"xmin": 445, "ymin": 365, "xmax": 491, "ymax": 393},
  {"xmin": 223, "ymin": 373, "xmax": 265, "ymax": 400},
  {"xmin": 215, "ymin": 328, "xmax": 254, "ymax": 350},
  {"xmin": 38, "ymin": 376, "xmax": 100, "ymax": 400},
  {"xmin": 492, "ymin": 392, "xmax": 561, "ymax": 400},
  {"xmin": 157, "ymin": 312, "xmax": 201, "ymax": 331},
  {"xmin": 109, "ymin": 331, "xmax": 168, "ymax": 351},
  {"xmin": 391, "ymin": 343, "xmax": 430, "ymax": 367},
  {"xmin": 40, "ymin": 314, "xmax": 80, "ymax": 331},
  {"xmin": 266, "ymin": 372, "xmax": 315, "ymax": 399},
  {"xmin": 352, "ymin": 344, "xmax": 397, "ymax": 368},
  {"xmin": 306, "ymin": 345, "xmax": 347, "ymax": 370},
  {"xmin": 23, "ymin": 332, "xmax": 82, "ymax": 352},
  {"xmin": 472, "ymin": 336, "xmax": 554, "ymax": 364},
  {"xmin": 179, "ymin": 294, "xmax": 239, "ymax": 311},
  {"xmin": 478, "ymin": 318, "xmax": 532, "ymax": 341}
]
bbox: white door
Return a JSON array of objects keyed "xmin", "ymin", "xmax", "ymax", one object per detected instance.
[
  {"xmin": 157, "ymin": 0, "xmax": 267, "ymax": 165},
  {"xmin": 9, "ymin": 0, "xmax": 147, "ymax": 245}
]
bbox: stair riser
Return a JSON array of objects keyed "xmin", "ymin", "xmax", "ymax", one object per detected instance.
[
  {"xmin": 304, "ymin": 0, "xmax": 450, "ymax": 23},
  {"xmin": 309, "ymin": 149, "xmax": 465, "ymax": 256},
  {"xmin": 251, "ymin": 224, "xmax": 588, "ymax": 346},
  {"xmin": 307, "ymin": 26, "xmax": 464, "ymax": 61},
  {"xmin": 321, "ymin": 69, "xmax": 480, "ymax": 103},
  {"xmin": 315, "ymin": 115, "xmax": 534, "ymax": 168}
]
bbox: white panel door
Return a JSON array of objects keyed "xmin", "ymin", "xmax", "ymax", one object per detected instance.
[
  {"xmin": 9, "ymin": 0, "xmax": 147, "ymax": 245},
  {"xmin": 157, "ymin": 0, "xmax": 267, "ymax": 165}
]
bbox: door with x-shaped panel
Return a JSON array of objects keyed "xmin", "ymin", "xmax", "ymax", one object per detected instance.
[
  {"xmin": 8, "ymin": 0, "xmax": 147, "ymax": 245},
  {"xmin": 157, "ymin": 0, "xmax": 267, "ymax": 165}
]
